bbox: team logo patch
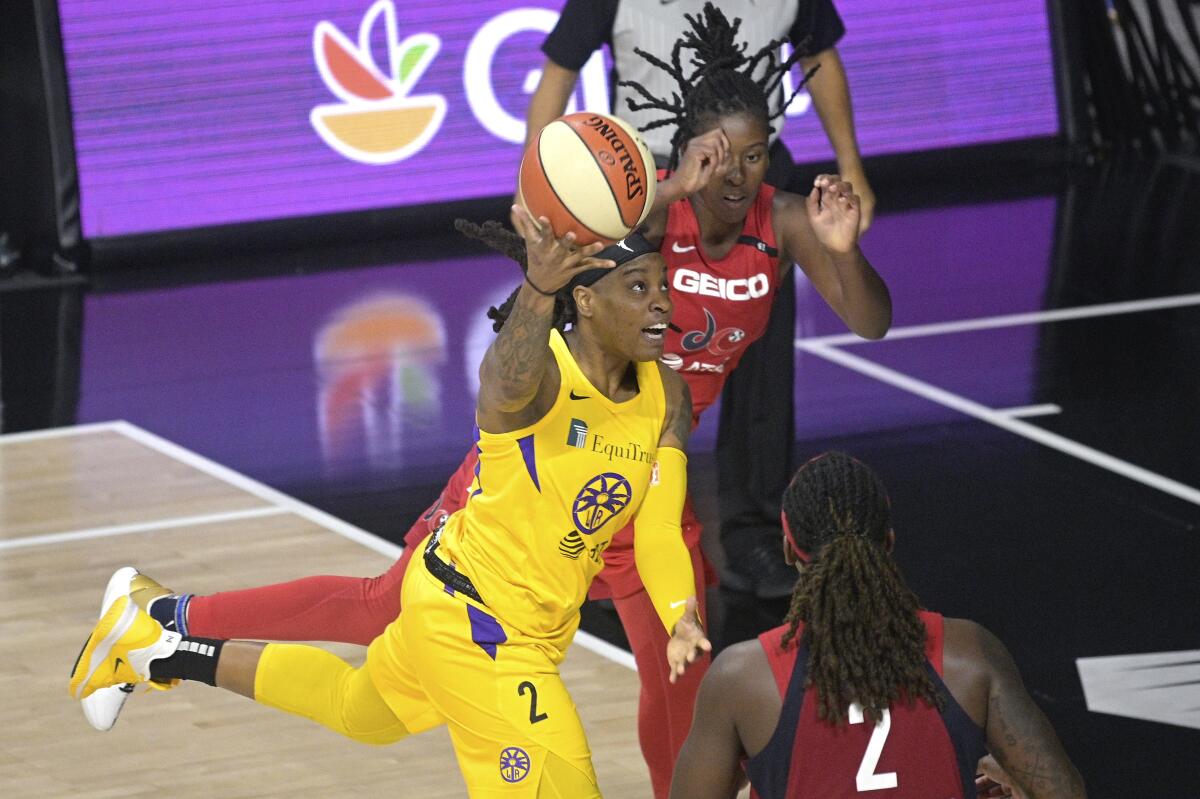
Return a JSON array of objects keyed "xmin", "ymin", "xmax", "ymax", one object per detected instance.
[
  {"xmin": 680, "ymin": 308, "xmax": 746, "ymax": 356},
  {"xmin": 558, "ymin": 531, "xmax": 586, "ymax": 559},
  {"xmin": 572, "ymin": 473, "xmax": 632, "ymax": 534},
  {"xmin": 499, "ymin": 746, "xmax": 531, "ymax": 783},
  {"xmin": 566, "ymin": 418, "xmax": 588, "ymax": 448}
]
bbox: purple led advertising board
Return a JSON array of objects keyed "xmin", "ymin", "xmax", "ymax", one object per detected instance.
[{"xmin": 57, "ymin": 1, "xmax": 1059, "ymax": 238}]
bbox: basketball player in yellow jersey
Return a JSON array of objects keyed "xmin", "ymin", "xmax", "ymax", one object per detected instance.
[{"xmin": 69, "ymin": 206, "xmax": 710, "ymax": 798}]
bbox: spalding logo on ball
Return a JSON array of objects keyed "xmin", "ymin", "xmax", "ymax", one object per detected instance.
[{"xmin": 518, "ymin": 112, "xmax": 658, "ymax": 246}]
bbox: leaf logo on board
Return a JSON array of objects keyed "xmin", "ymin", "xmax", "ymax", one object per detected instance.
[{"xmin": 310, "ymin": 0, "xmax": 446, "ymax": 164}]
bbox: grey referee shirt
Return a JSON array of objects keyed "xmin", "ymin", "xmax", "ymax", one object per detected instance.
[{"xmin": 541, "ymin": 0, "xmax": 845, "ymax": 158}]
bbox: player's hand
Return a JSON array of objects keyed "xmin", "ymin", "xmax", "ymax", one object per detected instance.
[
  {"xmin": 976, "ymin": 754, "xmax": 1025, "ymax": 798},
  {"xmin": 510, "ymin": 205, "xmax": 615, "ymax": 295},
  {"xmin": 806, "ymin": 174, "xmax": 860, "ymax": 255},
  {"xmin": 670, "ymin": 129, "xmax": 730, "ymax": 197},
  {"xmin": 666, "ymin": 596, "xmax": 711, "ymax": 684},
  {"xmin": 839, "ymin": 166, "xmax": 875, "ymax": 235}
]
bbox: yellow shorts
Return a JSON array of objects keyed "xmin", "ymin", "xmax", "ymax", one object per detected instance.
[{"xmin": 366, "ymin": 555, "xmax": 600, "ymax": 798}]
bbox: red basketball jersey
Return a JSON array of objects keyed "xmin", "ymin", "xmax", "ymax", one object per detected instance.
[
  {"xmin": 747, "ymin": 612, "xmax": 986, "ymax": 799},
  {"xmin": 660, "ymin": 181, "xmax": 781, "ymax": 418}
]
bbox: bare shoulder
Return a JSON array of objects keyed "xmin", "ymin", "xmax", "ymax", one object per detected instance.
[
  {"xmin": 710, "ymin": 639, "xmax": 784, "ymax": 758},
  {"xmin": 656, "ymin": 362, "xmax": 691, "ymax": 416},
  {"xmin": 771, "ymin": 188, "xmax": 809, "ymax": 218},
  {"xmin": 710, "ymin": 639, "xmax": 768, "ymax": 681},
  {"xmin": 702, "ymin": 640, "xmax": 772, "ymax": 704},
  {"xmin": 654, "ymin": 361, "xmax": 691, "ymax": 448},
  {"xmin": 655, "ymin": 360, "xmax": 687, "ymax": 397},
  {"xmin": 770, "ymin": 189, "xmax": 816, "ymax": 268},
  {"xmin": 944, "ymin": 617, "xmax": 1013, "ymax": 672},
  {"xmin": 941, "ymin": 617, "xmax": 1001, "ymax": 727}
]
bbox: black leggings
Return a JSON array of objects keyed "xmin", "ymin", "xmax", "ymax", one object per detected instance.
[{"xmin": 716, "ymin": 139, "xmax": 797, "ymax": 563}]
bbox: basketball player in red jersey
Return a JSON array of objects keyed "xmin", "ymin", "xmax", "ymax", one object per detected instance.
[
  {"xmin": 670, "ymin": 452, "xmax": 1086, "ymax": 799},
  {"xmin": 85, "ymin": 8, "xmax": 890, "ymax": 797}
]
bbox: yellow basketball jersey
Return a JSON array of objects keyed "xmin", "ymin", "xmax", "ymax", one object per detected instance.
[{"xmin": 437, "ymin": 329, "xmax": 666, "ymax": 653}]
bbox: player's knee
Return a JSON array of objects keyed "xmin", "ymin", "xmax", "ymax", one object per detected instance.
[{"xmin": 332, "ymin": 667, "xmax": 410, "ymax": 745}]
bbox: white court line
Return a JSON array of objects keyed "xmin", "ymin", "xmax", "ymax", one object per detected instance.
[
  {"xmin": 998, "ymin": 404, "xmax": 1062, "ymax": 419},
  {"xmin": 796, "ymin": 292, "xmax": 1200, "ymax": 347},
  {"xmin": 0, "ymin": 506, "xmax": 288, "ymax": 551},
  {"xmin": 798, "ymin": 341, "xmax": 1200, "ymax": 508},
  {"xmin": 108, "ymin": 421, "xmax": 637, "ymax": 671},
  {"xmin": 111, "ymin": 421, "xmax": 404, "ymax": 560},
  {"xmin": 0, "ymin": 421, "xmax": 125, "ymax": 445}
]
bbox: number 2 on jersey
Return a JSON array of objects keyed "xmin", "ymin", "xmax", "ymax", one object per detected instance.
[
  {"xmin": 848, "ymin": 702, "xmax": 898, "ymax": 792},
  {"xmin": 518, "ymin": 680, "xmax": 548, "ymax": 724}
]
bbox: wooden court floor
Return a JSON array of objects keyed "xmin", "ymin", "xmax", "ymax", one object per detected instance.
[{"xmin": 0, "ymin": 422, "xmax": 653, "ymax": 798}]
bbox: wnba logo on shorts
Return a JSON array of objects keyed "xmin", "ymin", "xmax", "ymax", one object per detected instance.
[
  {"xmin": 310, "ymin": 0, "xmax": 447, "ymax": 164},
  {"xmin": 499, "ymin": 746, "xmax": 531, "ymax": 783}
]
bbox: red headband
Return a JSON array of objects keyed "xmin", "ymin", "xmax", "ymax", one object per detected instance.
[{"xmin": 780, "ymin": 509, "xmax": 811, "ymax": 564}]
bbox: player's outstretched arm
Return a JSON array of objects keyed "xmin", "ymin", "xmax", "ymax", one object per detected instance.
[
  {"xmin": 668, "ymin": 647, "xmax": 746, "ymax": 799},
  {"xmin": 477, "ymin": 206, "xmax": 614, "ymax": 430},
  {"xmin": 634, "ymin": 368, "xmax": 711, "ymax": 679},
  {"xmin": 800, "ymin": 46, "xmax": 875, "ymax": 233},
  {"xmin": 972, "ymin": 622, "xmax": 1087, "ymax": 799},
  {"xmin": 775, "ymin": 181, "xmax": 891, "ymax": 340}
]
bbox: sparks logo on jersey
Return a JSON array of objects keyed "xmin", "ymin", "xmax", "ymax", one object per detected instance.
[
  {"xmin": 673, "ymin": 268, "xmax": 770, "ymax": 301},
  {"xmin": 679, "ymin": 308, "xmax": 746, "ymax": 356},
  {"xmin": 572, "ymin": 473, "xmax": 632, "ymax": 534},
  {"xmin": 566, "ymin": 418, "xmax": 589, "ymax": 449},
  {"xmin": 310, "ymin": 0, "xmax": 447, "ymax": 165},
  {"xmin": 499, "ymin": 746, "xmax": 530, "ymax": 783}
]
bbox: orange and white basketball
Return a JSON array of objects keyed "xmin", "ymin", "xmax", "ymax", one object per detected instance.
[{"xmin": 518, "ymin": 112, "xmax": 657, "ymax": 246}]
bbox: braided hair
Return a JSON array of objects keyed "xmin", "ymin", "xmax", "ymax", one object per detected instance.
[
  {"xmin": 780, "ymin": 452, "xmax": 944, "ymax": 725},
  {"xmin": 453, "ymin": 218, "xmax": 576, "ymax": 332},
  {"xmin": 620, "ymin": 2, "xmax": 818, "ymax": 170}
]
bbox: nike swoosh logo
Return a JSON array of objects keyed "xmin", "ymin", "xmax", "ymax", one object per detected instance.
[
  {"xmin": 616, "ymin": 239, "xmax": 633, "ymax": 252},
  {"xmin": 669, "ymin": 599, "xmax": 688, "ymax": 609},
  {"xmin": 569, "ymin": 390, "xmax": 590, "ymax": 400},
  {"xmin": 671, "ymin": 242, "xmax": 696, "ymax": 253}
]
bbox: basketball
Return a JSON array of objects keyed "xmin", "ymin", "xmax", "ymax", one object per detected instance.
[{"xmin": 518, "ymin": 112, "xmax": 657, "ymax": 246}]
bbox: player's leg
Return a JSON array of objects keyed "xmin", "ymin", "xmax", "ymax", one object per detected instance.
[
  {"xmin": 162, "ymin": 445, "xmax": 479, "ymax": 643},
  {"xmin": 184, "ymin": 548, "xmax": 415, "ymax": 645},
  {"xmin": 611, "ymin": 542, "xmax": 710, "ymax": 799},
  {"xmin": 715, "ymin": 140, "xmax": 798, "ymax": 600},
  {"xmin": 398, "ymin": 563, "xmax": 600, "ymax": 797},
  {"xmin": 716, "ymin": 267, "xmax": 796, "ymax": 599},
  {"xmin": 78, "ymin": 449, "xmax": 468, "ymax": 734},
  {"xmin": 69, "ymin": 597, "xmax": 414, "ymax": 746}
]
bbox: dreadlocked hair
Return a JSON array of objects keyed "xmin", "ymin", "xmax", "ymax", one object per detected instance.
[
  {"xmin": 453, "ymin": 218, "xmax": 576, "ymax": 333},
  {"xmin": 619, "ymin": 2, "xmax": 818, "ymax": 170},
  {"xmin": 779, "ymin": 451, "xmax": 944, "ymax": 725}
]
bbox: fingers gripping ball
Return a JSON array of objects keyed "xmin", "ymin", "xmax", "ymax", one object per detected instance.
[{"xmin": 518, "ymin": 112, "xmax": 657, "ymax": 246}]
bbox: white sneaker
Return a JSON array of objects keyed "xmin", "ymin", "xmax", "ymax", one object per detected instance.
[
  {"xmin": 68, "ymin": 595, "xmax": 181, "ymax": 700},
  {"xmin": 80, "ymin": 567, "xmax": 140, "ymax": 731}
]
